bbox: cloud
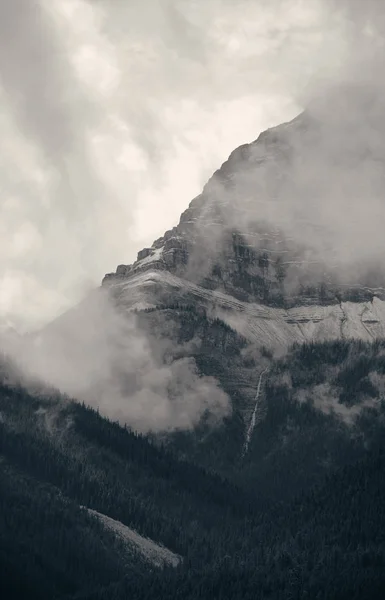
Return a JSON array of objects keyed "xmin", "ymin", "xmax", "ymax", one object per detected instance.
[
  {"xmin": 7, "ymin": 288, "xmax": 230, "ymax": 432},
  {"xmin": 0, "ymin": 0, "xmax": 349, "ymax": 330},
  {"xmin": 296, "ymin": 383, "xmax": 380, "ymax": 426},
  {"xmin": 178, "ymin": 0, "xmax": 385, "ymax": 290}
]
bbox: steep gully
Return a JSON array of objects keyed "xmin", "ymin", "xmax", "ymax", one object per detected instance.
[{"xmin": 242, "ymin": 368, "xmax": 269, "ymax": 456}]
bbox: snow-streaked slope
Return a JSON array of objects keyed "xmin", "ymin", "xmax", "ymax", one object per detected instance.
[
  {"xmin": 83, "ymin": 508, "xmax": 181, "ymax": 568},
  {"xmin": 108, "ymin": 269, "xmax": 385, "ymax": 349}
]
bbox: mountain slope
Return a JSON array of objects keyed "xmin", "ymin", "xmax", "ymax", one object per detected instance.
[
  {"xmin": 0, "ymin": 369, "xmax": 266, "ymax": 598},
  {"xmin": 103, "ymin": 269, "xmax": 385, "ymax": 349},
  {"xmin": 73, "ymin": 445, "xmax": 385, "ymax": 600},
  {"xmin": 2, "ymin": 352, "xmax": 385, "ymax": 600}
]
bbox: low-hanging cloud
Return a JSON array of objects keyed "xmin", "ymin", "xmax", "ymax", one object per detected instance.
[
  {"xmin": 6, "ymin": 288, "xmax": 230, "ymax": 433},
  {"xmin": 296, "ymin": 383, "xmax": 381, "ymax": 426}
]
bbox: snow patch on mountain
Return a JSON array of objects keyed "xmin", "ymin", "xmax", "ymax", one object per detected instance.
[{"xmin": 133, "ymin": 246, "xmax": 165, "ymax": 272}]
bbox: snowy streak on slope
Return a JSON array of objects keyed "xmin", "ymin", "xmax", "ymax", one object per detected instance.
[
  {"xmin": 83, "ymin": 508, "xmax": 181, "ymax": 568},
  {"xmin": 243, "ymin": 368, "xmax": 268, "ymax": 456}
]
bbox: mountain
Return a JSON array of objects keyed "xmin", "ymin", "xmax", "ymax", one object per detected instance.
[
  {"xmin": 102, "ymin": 108, "xmax": 385, "ymax": 351},
  {"xmin": 1, "ymin": 350, "xmax": 385, "ymax": 599},
  {"xmin": 85, "ymin": 104, "xmax": 385, "ymax": 486},
  {"xmin": 103, "ymin": 102, "xmax": 385, "ymax": 297},
  {"xmin": 3, "ymin": 96, "xmax": 385, "ymax": 598},
  {"xmin": 19, "ymin": 103, "xmax": 385, "ymax": 486}
]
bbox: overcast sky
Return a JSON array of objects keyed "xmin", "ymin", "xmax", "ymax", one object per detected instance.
[{"xmin": 0, "ymin": 0, "xmax": 353, "ymax": 330}]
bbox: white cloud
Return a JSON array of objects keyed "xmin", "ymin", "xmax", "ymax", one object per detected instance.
[{"xmin": 11, "ymin": 288, "xmax": 231, "ymax": 432}]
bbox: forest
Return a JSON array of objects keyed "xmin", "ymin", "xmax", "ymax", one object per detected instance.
[{"xmin": 1, "ymin": 338, "xmax": 385, "ymax": 599}]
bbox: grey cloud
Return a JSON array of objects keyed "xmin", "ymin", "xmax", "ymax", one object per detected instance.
[
  {"xmin": 0, "ymin": 0, "xmax": 348, "ymax": 330},
  {"xmin": 7, "ymin": 288, "xmax": 231, "ymax": 432},
  {"xmin": 297, "ymin": 383, "xmax": 381, "ymax": 426},
  {"xmin": 0, "ymin": 0, "xmax": 80, "ymax": 159},
  {"xmin": 185, "ymin": 34, "xmax": 385, "ymax": 286},
  {"xmin": 0, "ymin": 0, "xmax": 101, "ymax": 223}
]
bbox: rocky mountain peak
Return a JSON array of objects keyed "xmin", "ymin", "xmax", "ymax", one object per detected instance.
[{"xmin": 103, "ymin": 105, "xmax": 385, "ymax": 309}]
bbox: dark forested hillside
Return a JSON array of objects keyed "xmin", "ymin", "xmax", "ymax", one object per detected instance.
[
  {"xmin": 237, "ymin": 339, "xmax": 385, "ymax": 500},
  {"xmin": 0, "ymin": 372, "xmax": 261, "ymax": 598},
  {"xmin": 138, "ymin": 306, "xmax": 385, "ymax": 502},
  {"xmin": 72, "ymin": 446, "xmax": 385, "ymax": 600},
  {"xmin": 1, "ymin": 337, "xmax": 385, "ymax": 599},
  {"xmin": 0, "ymin": 463, "xmax": 133, "ymax": 600}
]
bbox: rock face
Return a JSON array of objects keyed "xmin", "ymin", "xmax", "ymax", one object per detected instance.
[
  {"xmin": 103, "ymin": 114, "xmax": 314, "ymax": 305},
  {"xmin": 103, "ymin": 104, "xmax": 385, "ymax": 344},
  {"xmin": 101, "ymin": 269, "xmax": 385, "ymax": 351}
]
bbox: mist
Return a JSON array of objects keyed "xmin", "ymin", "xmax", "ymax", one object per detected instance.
[
  {"xmin": 190, "ymin": 90, "xmax": 385, "ymax": 290},
  {"xmin": 4, "ymin": 288, "xmax": 231, "ymax": 433},
  {"xmin": 175, "ymin": 0, "xmax": 385, "ymax": 291},
  {"xmin": 296, "ymin": 383, "xmax": 381, "ymax": 426}
]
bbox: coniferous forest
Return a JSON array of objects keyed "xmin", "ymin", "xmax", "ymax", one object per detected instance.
[{"xmin": 1, "ymin": 338, "xmax": 385, "ymax": 599}]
